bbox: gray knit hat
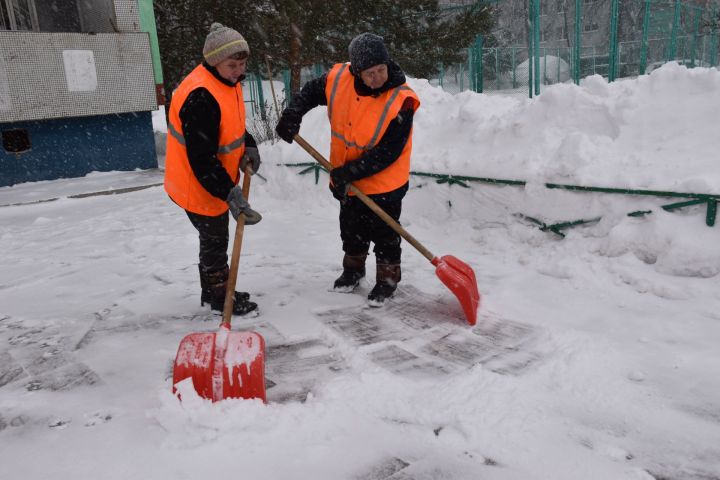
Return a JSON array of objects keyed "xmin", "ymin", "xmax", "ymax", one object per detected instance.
[
  {"xmin": 348, "ymin": 33, "xmax": 390, "ymax": 74},
  {"xmin": 203, "ymin": 22, "xmax": 249, "ymax": 66}
]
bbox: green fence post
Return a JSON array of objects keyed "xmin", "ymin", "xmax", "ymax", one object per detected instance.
[
  {"xmin": 528, "ymin": 0, "xmax": 534, "ymax": 98},
  {"xmin": 534, "ymin": 0, "xmax": 541, "ymax": 95},
  {"xmin": 669, "ymin": 0, "xmax": 681, "ymax": 60},
  {"xmin": 468, "ymin": 47, "xmax": 475, "ymax": 92},
  {"xmin": 495, "ymin": 48, "xmax": 501, "ymax": 89},
  {"xmin": 255, "ymin": 72, "xmax": 266, "ymax": 120},
  {"xmin": 708, "ymin": 200, "xmax": 718, "ymax": 227},
  {"xmin": 712, "ymin": 6, "xmax": 719, "ymax": 67},
  {"xmin": 608, "ymin": 0, "xmax": 620, "ymax": 81},
  {"xmin": 470, "ymin": 47, "xmax": 475, "ymax": 92},
  {"xmin": 476, "ymin": 36, "xmax": 484, "ymax": 93},
  {"xmin": 690, "ymin": 7, "xmax": 701, "ymax": 67},
  {"xmin": 466, "ymin": 49, "xmax": 472, "ymax": 91},
  {"xmin": 574, "ymin": 0, "xmax": 582, "ymax": 83},
  {"xmin": 512, "ymin": 46, "xmax": 517, "ymax": 88},
  {"xmin": 640, "ymin": 0, "xmax": 651, "ymax": 74}
]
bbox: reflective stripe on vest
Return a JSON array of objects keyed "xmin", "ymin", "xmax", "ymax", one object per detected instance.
[
  {"xmin": 324, "ymin": 63, "xmax": 420, "ymax": 195},
  {"xmin": 164, "ymin": 64, "xmax": 247, "ymax": 216},
  {"xmin": 167, "ymin": 121, "xmax": 245, "ymax": 154},
  {"xmin": 327, "ymin": 63, "xmax": 348, "ymax": 123},
  {"xmin": 330, "ymin": 85, "xmax": 413, "ymax": 151}
]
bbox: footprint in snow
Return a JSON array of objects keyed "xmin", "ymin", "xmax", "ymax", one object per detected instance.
[
  {"xmin": 48, "ymin": 418, "xmax": 71, "ymax": 429},
  {"xmin": 84, "ymin": 412, "xmax": 113, "ymax": 426}
]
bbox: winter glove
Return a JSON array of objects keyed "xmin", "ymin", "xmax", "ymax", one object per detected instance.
[
  {"xmin": 329, "ymin": 183, "xmax": 348, "ymax": 202},
  {"xmin": 226, "ymin": 185, "xmax": 262, "ymax": 225},
  {"xmin": 240, "ymin": 147, "xmax": 261, "ymax": 175},
  {"xmin": 329, "ymin": 167, "xmax": 351, "ymax": 202},
  {"xmin": 275, "ymin": 109, "xmax": 302, "ymax": 143}
]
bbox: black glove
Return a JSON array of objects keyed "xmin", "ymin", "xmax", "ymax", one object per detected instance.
[
  {"xmin": 329, "ymin": 167, "xmax": 350, "ymax": 202},
  {"xmin": 275, "ymin": 109, "xmax": 302, "ymax": 143},
  {"xmin": 240, "ymin": 147, "xmax": 261, "ymax": 175},
  {"xmin": 226, "ymin": 186, "xmax": 262, "ymax": 225}
]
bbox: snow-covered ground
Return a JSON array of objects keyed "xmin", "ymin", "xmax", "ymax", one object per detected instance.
[{"xmin": 1, "ymin": 62, "xmax": 719, "ymax": 479}]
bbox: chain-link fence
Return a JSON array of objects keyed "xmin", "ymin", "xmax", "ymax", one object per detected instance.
[
  {"xmin": 243, "ymin": 0, "xmax": 719, "ymax": 111},
  {"xmin": 436, "ymin": 0, "xmax": 719, "ymax": 97}
]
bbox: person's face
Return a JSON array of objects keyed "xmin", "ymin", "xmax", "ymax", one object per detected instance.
[
  {"xmin": 360, "ymin": 64, "xmax": 388, "ymax": 89},
  {"xmin": 216, "ymin": 56, "xmax": 247, "ymax": 83}
]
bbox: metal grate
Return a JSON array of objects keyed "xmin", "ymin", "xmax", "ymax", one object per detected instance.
[
  {"xmin": 0, "ymin": 31, "xmax": 156, "ymax": 123},
  {"xmin": 113, "ymin": 0, "xmax": 140, "ymax": 32}
]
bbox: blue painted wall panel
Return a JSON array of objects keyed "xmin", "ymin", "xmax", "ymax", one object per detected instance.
[{"xmin": 0, "ymin": 112, "xmax": 157, "ymax": 187}]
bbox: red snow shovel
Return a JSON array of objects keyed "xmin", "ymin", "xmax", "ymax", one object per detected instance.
[
  {"xmin": 172, "ymin": 169, "xmax": 266, "ymax": 402},
  {"xmin": 293, "ymin": 135, "xmax": 481, "ymax": 326}
]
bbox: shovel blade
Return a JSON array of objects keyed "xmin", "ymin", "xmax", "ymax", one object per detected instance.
[
  {"xmin": 433, "ymin": 255, "xmax": 481, "ymax": 326},
  {"xmin": 173, "ymin": 330, "xmax": 266, "ymax": 402}
]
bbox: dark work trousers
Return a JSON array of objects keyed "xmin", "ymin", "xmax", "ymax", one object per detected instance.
[
  {"xmin": 339, "ymin": 194, "xmax": 403, "ymax": 264},
  {"xmin": 185, "ymin": 210, "xmax": 229, "ymax": 273}
]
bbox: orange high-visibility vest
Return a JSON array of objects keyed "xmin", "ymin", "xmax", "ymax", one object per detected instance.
[
  {"xmin": 164, "ymin": 64, "xmax": 246, "ymax": 216},
  {"xmin": 325, "ymin": 63, "xmax": 420, "ymax": 195}
]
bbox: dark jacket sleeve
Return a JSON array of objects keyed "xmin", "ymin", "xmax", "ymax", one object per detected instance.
[
  {"xmin": 285, "ymin": 74, "xmax": 328, "ymax": 115},
  {"xmin": 245, "ymin": 131, "xmax": 257, "ymax": 149},
  {"xmin": 179, "ymin": 87, "xmax": 235, "ymax": 201},
  {"xmin": 339, "ymin": 98, "xmax": 416, "ymax": 182}
]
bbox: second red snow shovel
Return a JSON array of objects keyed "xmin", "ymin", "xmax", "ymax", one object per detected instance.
[
  {"xmin": 293, "ymin": 135, "xmax": 481, "ymax": 326},
  {"xmin": 172, "ymin": 169, "xmax": 266, "ymax": 402}
]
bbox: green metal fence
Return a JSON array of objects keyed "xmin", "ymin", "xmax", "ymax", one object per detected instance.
[
  {"xmin": 244, "ymin": 0, "xmax": 718, "ymax": 106},
  {"xmin": 437, "ymin": 0, "xmax": 719, "ymax": 97},
  {"xmin": 281, "ymin": 163, "xmax": 720, "ymax": 233},
  {"xmin": 240, "ymin": 1, "xmax": 719, "ymax": 234}
]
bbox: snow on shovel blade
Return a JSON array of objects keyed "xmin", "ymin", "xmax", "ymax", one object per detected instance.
[
  {"xmin": 172, "ymin": 327, "xmax": 266, "ymax": 402},
  {"xmin": 432, "ymin": 255, "xmax": 481, "ymax": 326}
]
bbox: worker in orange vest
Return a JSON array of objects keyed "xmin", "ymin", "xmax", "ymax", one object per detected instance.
[
  {"xmin": 164, "ymin": 23, "xmax": 262, "ymax": 317},
  {"xmin": 276, "ymin": 33, "xmax": 420, "ymax": 306}
]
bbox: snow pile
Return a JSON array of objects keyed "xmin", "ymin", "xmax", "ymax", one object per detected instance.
[
  {"xmin": 266, "ymin": 62, "xmax": 720, "ymax": 193},
  {"xmin": 259, "ymin": 62, "xmax": 720, "ymax": 279},
  {"xmin": 1, "ymin": 62, "xmax": 719, "ymax": 480}
]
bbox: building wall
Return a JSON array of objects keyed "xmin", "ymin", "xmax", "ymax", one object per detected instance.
[
  {"xmin": 0, "ymin": 31, "xmax": 156, "ymax": 123},
  {"xmin": 0, "ymin": 1, "xmax": 159, "ymax": 186},
  {"xmin": 0, "ymin": 112, "xmax": 156, "ymax": 187},
  {"xmin": 113, "ymin": 0, "xmax": 142, "ymax": 32}
]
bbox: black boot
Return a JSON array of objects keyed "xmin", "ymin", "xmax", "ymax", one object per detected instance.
[
  {"xmin": 200, "ymin": 265, "xmax": 257, "ymax": 316},
  {"xmin": 333, "ymin": 254, "xmax": 367, "ymax": 293},
  {"xmin": 199, "ymin": 265, "xmax": 249, "ymax": 306},
  {"xmin": 368, "ymin": 262, "xmax": 401, "ymax": 307}
]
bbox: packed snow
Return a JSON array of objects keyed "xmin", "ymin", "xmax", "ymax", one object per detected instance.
[{"xmin": 1, "ymin": 62, "xmax": 719, "ymax": 479}]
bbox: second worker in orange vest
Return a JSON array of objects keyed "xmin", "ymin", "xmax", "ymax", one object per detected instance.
[{"xmin": 276, "ymin": 33, "xmax": 420, "ymax": 306}]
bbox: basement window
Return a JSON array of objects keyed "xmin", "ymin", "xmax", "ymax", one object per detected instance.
[
  {"xmin": 1, "ymin": 0, "xmax": 116, "ymax": 33},
  {"xmin": 2, "ymin": 129, "xmax": 31, "ymax": 153}
]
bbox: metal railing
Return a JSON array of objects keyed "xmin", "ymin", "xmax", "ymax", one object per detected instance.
[{"xmin": 280, "ymin": 162, "xmax": 719, "ymax": 235}]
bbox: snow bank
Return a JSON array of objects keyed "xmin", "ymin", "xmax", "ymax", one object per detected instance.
[{"xmin": 265, "ymin": 62, "xmax": 720, "ymax": 194}]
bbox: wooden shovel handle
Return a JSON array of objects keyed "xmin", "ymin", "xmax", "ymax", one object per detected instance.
[
  {"xmin": 293, "ymin": 134, "xmax": 436, "ymax": 263},
  {"xmin": 222, "ymin": 168, "xmax": 252, "ymax": 327}
]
